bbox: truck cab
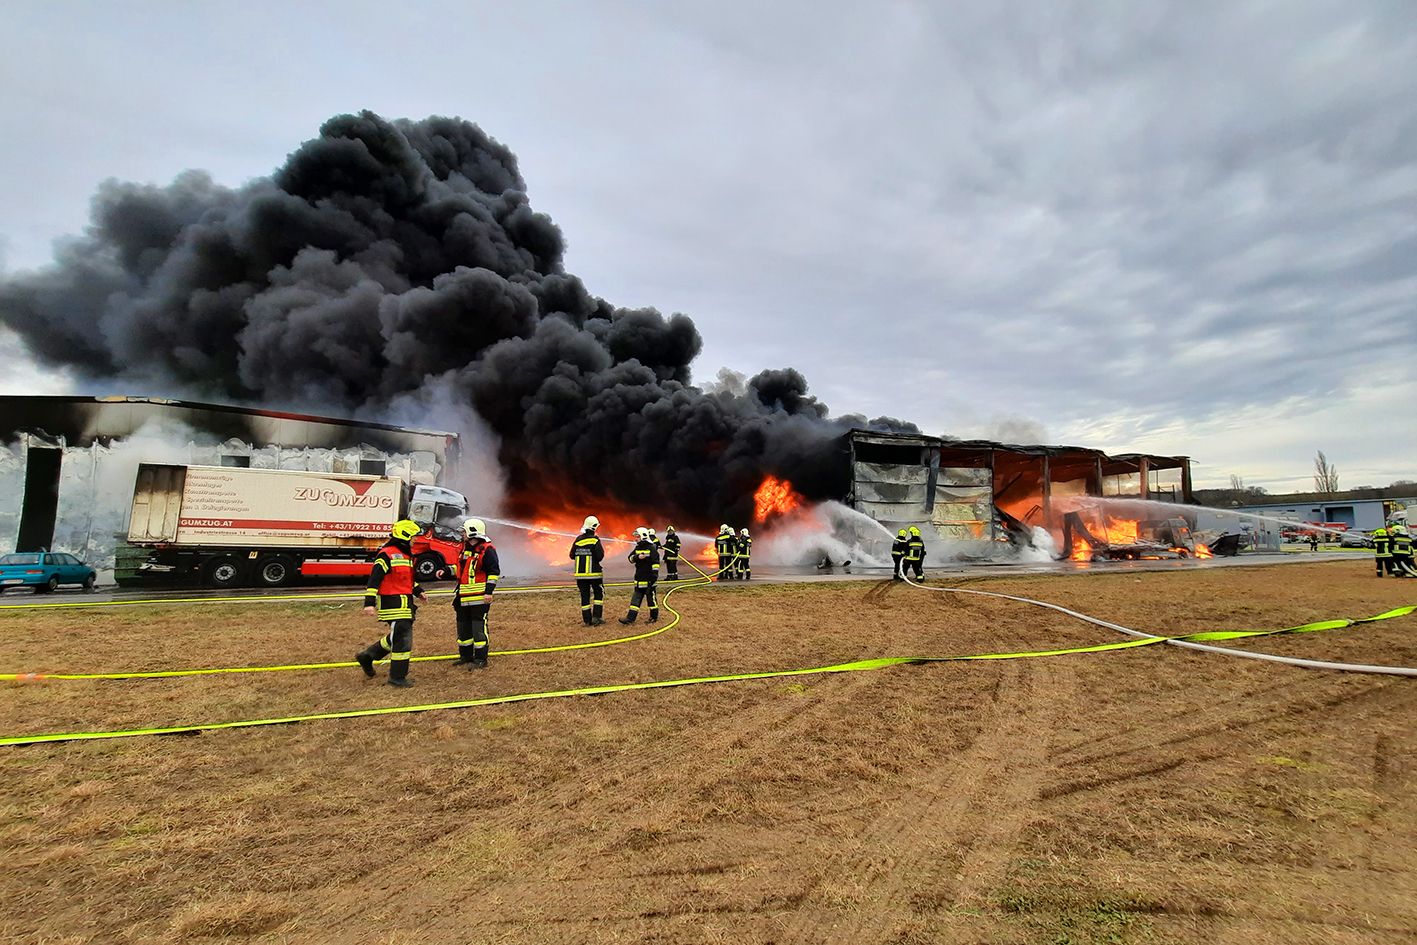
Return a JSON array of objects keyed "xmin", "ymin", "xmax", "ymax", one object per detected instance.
[{"xmin": 407, "ymin": 485, "xmax": 469, "ymax": 581}]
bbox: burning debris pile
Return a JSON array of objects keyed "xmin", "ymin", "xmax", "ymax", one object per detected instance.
[
  {"xmin": 0, "ymin": 111, "xmax": 914, "ymax": 532},
  {"xmin": 1058, "ymin": 507, "xmax": 1214, "ymax": 561}
]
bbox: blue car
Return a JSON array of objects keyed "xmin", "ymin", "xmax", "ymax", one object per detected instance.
[{"xmin": 0, "ymin": 552, "xmax": 97, "ymax": 593}]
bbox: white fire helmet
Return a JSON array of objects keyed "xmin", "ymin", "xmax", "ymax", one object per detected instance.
[
  {"xmin": 647, "ymin": 527, "xmax": 657, "ymax": 537},
  {"xmin": 583, "ymin": 515, "xmax": 600, "ymax": 532},
  {"xmin": 740, "ymin": 527, "xmax": 749, "ymax": 537},
  {"xmin": 462, "ymin": 518, "xmax": 486, "ymax": 539},
  {"xmin": 727, "ymin": 527, "xmax": 737, "ymax": 537},
  {"xmin": 634, "ymin": 527, "xmax": 649, "ymax": 540},
  {"xmin": 719, "ymin": 524, "xmax": 730, "ymax": 534}
]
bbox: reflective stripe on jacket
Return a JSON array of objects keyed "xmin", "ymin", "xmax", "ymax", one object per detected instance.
[
  {"xmin": 457, "ymin": 540, "xmax": 501, "ymax": 604},
  {"xmin": 571, "ymin": 532, "xmax": 604, "ymax": 577},
  {"xmin": 628, "ymin": 540, "xmax": 660, "ymax": 582},
  {"xmin": 365, "ymin": 544, "xmax": 421, "ymax": 620}
]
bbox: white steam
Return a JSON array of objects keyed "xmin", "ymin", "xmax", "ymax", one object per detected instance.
[{"xmin": 756, "ymin": 501, "xmax": 895, "ymax": 568}]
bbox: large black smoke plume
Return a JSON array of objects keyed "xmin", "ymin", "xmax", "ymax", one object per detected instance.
[{"xmin": 0, "ymin": 111, "xmax": 914, "ymax": 521}]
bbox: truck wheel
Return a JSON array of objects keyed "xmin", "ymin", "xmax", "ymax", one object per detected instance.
[
  {"xmin": 202, "ymin": 556, "xmax": 247, "ymax": 589},
  {"xmin": 414, "ymin": 553, "xmax": 446, "ymax": 582},
  {"xmin": 254, "ymin": 555, "xmax": 298, "ymax": 587}
]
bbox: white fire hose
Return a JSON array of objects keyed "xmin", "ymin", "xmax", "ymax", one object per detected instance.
[{"xmin": 900, "ymin": 571, "xmax": 1417, "ymax": 677}]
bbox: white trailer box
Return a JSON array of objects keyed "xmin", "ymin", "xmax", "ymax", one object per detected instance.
[{"xmin": 128, "ymin": 464, "xmax": 405, "ymax": 548}]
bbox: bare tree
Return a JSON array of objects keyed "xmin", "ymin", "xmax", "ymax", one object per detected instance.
[
  {"xmin": 1314, "ymin": 451, "xmax": 1340, "ymax": 495},
  {"xmin": 1229, "ymin": 474, "xmax": 1244, "ymax": 491}
]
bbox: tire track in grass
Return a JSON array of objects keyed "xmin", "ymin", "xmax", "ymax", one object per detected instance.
[{"xmin": 776, "ymin": 658, "xmax": 1072, "ymax": 941}]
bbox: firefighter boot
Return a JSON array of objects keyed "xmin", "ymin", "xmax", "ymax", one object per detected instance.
[
  {"xmin": 619, "ymin": 613, "xmax": 637, "ymax": 625},
  {"xmin": 355, "ymin": 650, "xmax": 376, "ymax": 678},
  {"xmin": 452, "ymin": 646, "xmax": 477, "ymax": 666},
  {"xmin": 387, "ymin": 657, "xmax": 413, "ymax": 687}
]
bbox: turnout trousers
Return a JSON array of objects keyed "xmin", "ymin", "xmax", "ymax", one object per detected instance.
[
  {"xmin": 665, "ymin": 557, "xmax": 679, "ymax": 580},
  {"xmin": 359, "ymin": 619, "xmax": 413, "ymax": 682},
  {"xmin": 717, "ymin": 555, "xmax": 734, "ymax": 580},
  {"xmin": 626, "ymin": 580, "xmax": 659, "ymax": 622},
  {"xmin": 577, "ymin": 578, "xmax": 604, "ymax": 624},
  {"xmin": 892, "ymin": 553, "xmax": 905, "ymax": 580},
  {"xmin": 455, "ymin": 602, "xmax": 490, "ymax": 662}
]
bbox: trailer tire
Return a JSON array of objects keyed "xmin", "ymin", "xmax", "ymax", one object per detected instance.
[
  {"xmin": 414, "ymin": 553, "xmax": 447, "ymax": 582},
  {"xmin": 202, "ymin": 556, "xmax": 248, "ymax": 589},
  {"xmin": 254, "ymin": 555, "xmax": 299, "ymax": 588}
]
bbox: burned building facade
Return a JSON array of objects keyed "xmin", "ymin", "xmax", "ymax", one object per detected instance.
[{"xmin": 846, "ymin": 429, "xmax": 1194, "ymax": 559}]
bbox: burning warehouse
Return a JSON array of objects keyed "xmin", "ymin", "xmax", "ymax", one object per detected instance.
[{"xmin": 846, "ymin": 429, "xmax": 1207, "ymax": 561}]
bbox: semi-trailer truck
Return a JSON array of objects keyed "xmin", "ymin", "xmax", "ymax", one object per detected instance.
[{"xmin": 122, "ymin": 464, "xmax": 470, "ymax": 588}]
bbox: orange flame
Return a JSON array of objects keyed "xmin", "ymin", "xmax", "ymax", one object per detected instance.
[
  {"xmin": 754, "ymin": 475, "xmax": 803, "ymax": 522},
  {"xmin": 1194, "ymin": 543, "xmax": 1213, "ymax": 558}
]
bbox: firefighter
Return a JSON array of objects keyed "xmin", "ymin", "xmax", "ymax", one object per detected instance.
[
  {"xmin": 663, "ymin": 525, "xmax": 682, "ymax": 581},
  {"xmin": 619, "ymin": 527, "xmax": 661, "ymax": 624},
  {"xmin": 716, "ymin": 525, "xmax": 736, "ymax": 580},
  {"xmin": 891, "ymin": 528, "xmax": 908, "ymax": 580},
  {"xmin": 570, "ymin": 515, "xmax": 606, "ymax": 625},
  {"xmin": 1374, "ymin": 526, "xmax": 1392, "ymax": 577},
  {"xmin": 356, "ymin": 519, "xmax": 428, "ymax": 688},
  {"xmin": 1391, "ymin": 525, "xmax": 1416, "ymax": 577},
  {"xmin": 452, "ymin": 518, "xmax": 499, "ymax": 669},
  {"xmin": 737, "ymin": 527, "xmax": 753, "ymax": 580},
  {"xmin": 905, "ymin": 525, "xmax": 926, "ymax": 579}
]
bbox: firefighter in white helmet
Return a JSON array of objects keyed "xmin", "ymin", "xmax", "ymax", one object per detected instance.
[
  {"xmin": 715, "ymin": 525, "xmax": 736, "ymax": 580},
  {"xmin": 736, "ymin": 527, "xmax": 753, "ymax": 580},
  {"xmin": 620, "ymin": 526, "xmax": 661, "ymax": 624},
  {"xmin": 570, "ymin": 515, "xmax": 606, "ymax": 625},
  {"xmin": 452, "ymin": 518, "xmax": 499, "ymax": 669}
]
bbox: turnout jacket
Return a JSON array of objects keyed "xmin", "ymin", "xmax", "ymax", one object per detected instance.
[
  {"xmin": 715, "ymin": 534, "xmax": 736, "ymax": 557},
  {"xmin": 737, "ymin": 534, "xmax": 752, "ymax": 558},
  {"xmin": 905, "ymin": 535, "xmax": 926, "ymax": 563},
  {"xmin": 1374, "ymin": 530, "xmax": 1392, "ymax": 558},
  {"xmin": 570, "ymin": 530, "xmax": 605, "ymax": 577},
  {"xmin": 663, "ymin": 532, "xmax": 682, "ymax": 560},
  {"xmin": 456, "ymin": 539, "xmax": 501, "ymax": 605},
  {"xmin": 365, "ymin": 541, "xmax": 423, "ymax": 621},
  {"xmin": 628, "ymin": 539, "xmax": 661, "ymax": 582},
  {"xmin": 891, "ymin": 537, "xmax": 909, "ymax": 559}
]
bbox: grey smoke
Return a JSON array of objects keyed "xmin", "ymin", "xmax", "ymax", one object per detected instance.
[{"xmin": 0, "ymin": 111, "xmax": 915, "ymax": 521}]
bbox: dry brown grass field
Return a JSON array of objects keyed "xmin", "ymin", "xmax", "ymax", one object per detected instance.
[{"xmin": 2, "ymin": 560, "xmax": 1416, "ymax": 944}]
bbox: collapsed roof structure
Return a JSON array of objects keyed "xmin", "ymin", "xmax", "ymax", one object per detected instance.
[{"xmin": 846, "ymin": 429, "xmax": 1194, "ymax": 558}]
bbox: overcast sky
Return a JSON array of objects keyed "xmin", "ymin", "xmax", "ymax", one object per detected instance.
[{"xmin": 1, "ymin": 0, "xmax": 1414, "ymax": 491}]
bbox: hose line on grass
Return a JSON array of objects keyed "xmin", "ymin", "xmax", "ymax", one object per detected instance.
[
  {"xmin": 2, "ymin": 594, "xmax": 1412, "ymax": 745},
  {"xmin": 900, "ymin": 571, "xmax": 1417, "ymax": 677}
]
